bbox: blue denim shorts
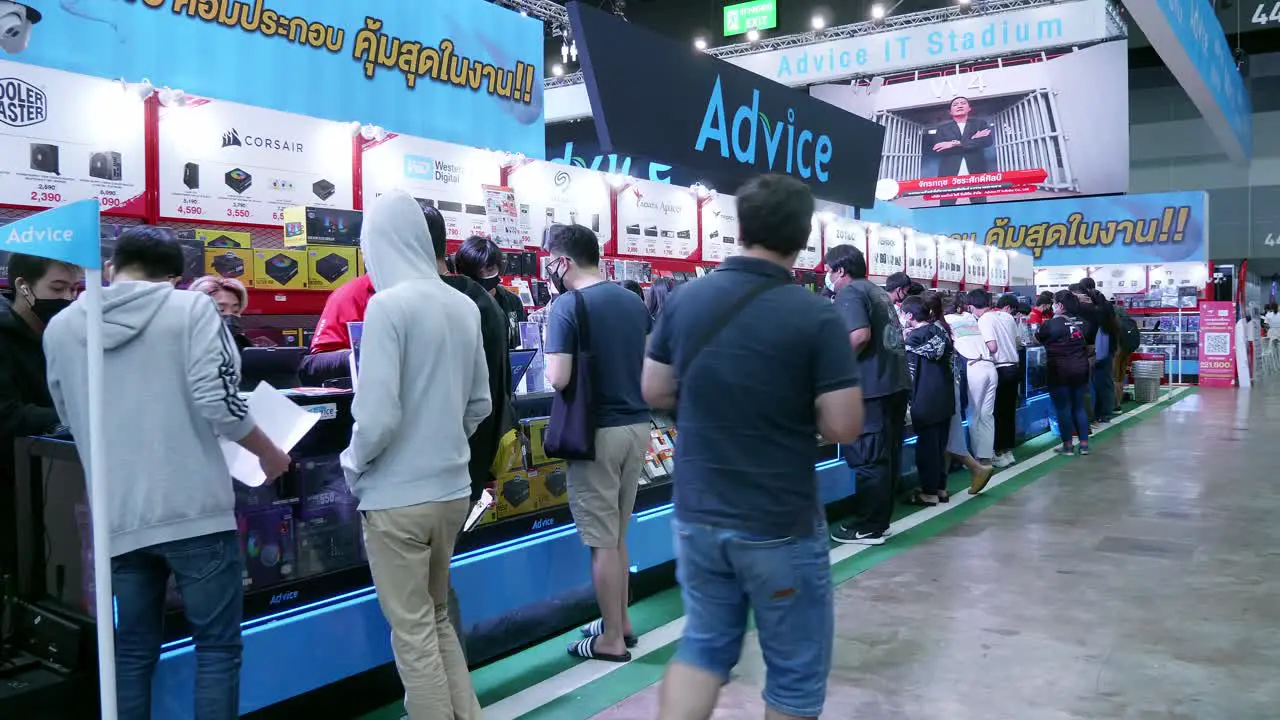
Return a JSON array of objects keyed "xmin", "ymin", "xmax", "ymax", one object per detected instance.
[{"xmin": 673, "ymin": 518, "xmax": 833, "ymax": 718}]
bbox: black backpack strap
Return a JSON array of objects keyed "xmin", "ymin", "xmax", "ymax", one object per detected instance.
[{"xmin": 676, "ymin": 277, "xmax": 786, "ymax": 378}]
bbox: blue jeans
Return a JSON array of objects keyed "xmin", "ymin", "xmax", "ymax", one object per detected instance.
[
  {"xmin": 1092, "ymin": 355, "xmax": 1115, "ymax": 420},
  {"xmin": 672, "ymin": 518, "xmax": 833, "ymax": 718},
  {"xmin": 113, "ymin": 531, "xmax": 244, "ymax": 720},
  {"xmin": 1049, "ymin": 383, "xmax": 1090, "ymax": 446}
]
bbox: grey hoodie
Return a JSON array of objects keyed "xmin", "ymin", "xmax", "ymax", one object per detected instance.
[
  {"xmin": 43, "ymin": 281, "xmax": 255, "ymax": 557},
  {"xmin": 340, "ymin": 190, "xmax": 492, "ymax": 510}
]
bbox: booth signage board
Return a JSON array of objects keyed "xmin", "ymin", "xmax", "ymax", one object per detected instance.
[
  {"xmin": 158, "ymin": 97, "xmax": 353, "ymax": 225},
  {"xmin": 0, "ymin": 61, "xmax": 146, "ymax": 216},
  {"xmin": 937, "ymin": 236, "xmax": 965, "ymax": 284},
  {"xmin": 481, "ymin": 185, "xmax": 523, "ymax": 251},
  {"xmin": 1123, "ymin": 0, "xmax": 1251, "ymax": 163},
  {"xmin": 825, "ymin": 218, "xmax": 868, "ymax": 258},
  {"xmin": 913, "ymin": 191, "xmax": 1209, "ymax": 267},
  {"xmin": 568, "ymin": 2, "xmax": 886, "ymax": 209},
  {"xmin": 509, "ymin": 161, "xmax": 613, "ymax": 252},
  {"xmin": 5, "ymin": 0, "xmax": 545, "ymax": 158},
  {"xmin": 965, "ymin": 243, "xmax": 989, "ymax": 286},
  {"xmin": 1008, "ymin": 250, "xmax": 1035, "ymax": 286},
  {"xmin": 1198, "ymin": 300, "xmax": 1236, "ymax": 387},
  {"xmin": 989, "ymin": 248, "xmax": 1010, "ymax": 288},
  {"xmin": 701, "ymin": 193, "xmax": 742, "ymax": 263},
  {"xmin": 724, "ymin": 0, "xmax": 778, "ymax": 37},
  {"xmin": 1035, "ymin": 265, "xmax": 1089, "ymax": 293},
  {"xmin": 1089, "ymin": 263, "xmax": 1149, "ymax": 294},
  {"xmin": 615, "ymin": 179, "xmax": 698, "ymax": 260},
  {"xmin": 798, "ymin": 215, "xmax": 823, "ymax": 271},
  {"xmin": 868, "ymin": 225, "xmax": 906, "ymax": 277},
  {"xmin": 905, "ymin": 230, "xmax": 937, "ymax": 281},
  {"xmin": 361, "ymin": 133, "xmax": 501, "ymax": 242}
]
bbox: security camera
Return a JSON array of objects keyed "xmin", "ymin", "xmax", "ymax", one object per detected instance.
[{"xmin": 0, "ymin": 2, "xmax": 41, "ymax": 55}]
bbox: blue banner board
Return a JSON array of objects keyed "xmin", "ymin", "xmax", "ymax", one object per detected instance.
[
  {"xmin": 911, "ymin": 192, "xmax": 1208, "ymax": 266},
  {"xmin": 0, "ymin": 198, "xmax": 101, "ymax": 268},
  {"xmin": 2, "ymin": 0, "xmax": 544, "ymax": 158}
]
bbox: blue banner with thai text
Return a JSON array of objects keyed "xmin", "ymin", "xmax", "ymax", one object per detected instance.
[
  {"xmin": 911, "ymin": 192, "xmax": 1208, "ymax": 266},
  {"xmin": 1, "ymin": 0, "xmax": 544, "ymax": 158}
]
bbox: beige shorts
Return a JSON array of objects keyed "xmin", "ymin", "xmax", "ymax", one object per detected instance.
[{"xmin": 567, "ymin": 423, "xmax": 650, "ymax": 548}]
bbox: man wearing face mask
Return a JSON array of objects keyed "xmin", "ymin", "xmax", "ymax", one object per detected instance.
[
  {"xmin": 455, "ymin": 235, "xmax": 527, "ymax": 350},
  {"xmin": 1, "ymin": 253, "xmax": 80, "ymax": 577}
]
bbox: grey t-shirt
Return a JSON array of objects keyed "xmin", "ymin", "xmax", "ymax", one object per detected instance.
[{"xmin": 835, "ymin": 279, "xmax": 909, "ymax": 399}]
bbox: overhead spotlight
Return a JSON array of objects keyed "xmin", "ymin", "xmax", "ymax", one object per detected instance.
[
  {"xmin": 694, "ymin": 36, "xmax": 707, "ymax": 50},
  {"xmin": 347, "ymin": 121, "xmax": 362, "ymax": 137},
  {"xmin": 871, "ymin": 4, "xmax": 886, "ymax": 19},
  {"xmin": 551, "ymin": 63, "xmax": 564, "ymax": 77},
  {"xmin": 746, "ymin": 28, "xmax": 760, "ymax": 42},
  {"xmin": 570, "ymin": 41, "xmax": 578, "ymax": 62},
  {"xmin": 359, "ymin": 124, "xmax": 386, "ymax": 142},
  {"xmin": 812, "ymin": 15, "xmax": 826, "ymax": 30},
  {"xmin": 157, "ymin": 87, "xmax": 187, "ymax": 107},
  {"xmin": 958, "ymin": 0, "xmax": 971, "ymax": 4},
  {"xmin": 560, "ymin": 41, "xmax": 569, "ymax": 63}
]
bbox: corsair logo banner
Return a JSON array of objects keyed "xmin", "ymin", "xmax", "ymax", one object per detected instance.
[
  {"xmin": 0, "ymin": 77, "xmax": 47, "ymax": 128},
  {"xmin": 221, "ymin": 128, "xmax": 304, "ymax": 153},
  {"xmin": 567, "ymin": 1, "xmax": 884, "ymax": 207}
]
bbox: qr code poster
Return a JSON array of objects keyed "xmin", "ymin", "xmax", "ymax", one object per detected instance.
[{"xmin": 1203, "ymin": 332, "xmax": 1232, "ymax": 357}]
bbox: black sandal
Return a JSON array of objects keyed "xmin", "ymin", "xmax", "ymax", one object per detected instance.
[
  {"xmin": 906, "ymin": 490, "xmax": 938, "ymax": 507},
  {"xmin": 567, "ymin": 636, "xmax": 631, "ymax": 663},
  {"xmin": 938, "ymin": 491, "xmax": 950, "ymax": 504},
  {"xmin": 580, "ymin": 618, "xmax": 638, "ymax": 648}
]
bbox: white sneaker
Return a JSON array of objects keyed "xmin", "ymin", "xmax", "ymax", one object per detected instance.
[{"xmin": 992, "ymin": 453, "xmax": 1015, "ymax": 469}]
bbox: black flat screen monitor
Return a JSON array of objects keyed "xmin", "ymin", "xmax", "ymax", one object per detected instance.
[{"xmin": 240, "ymin": 347, "xmax": 304, "ymax": 391}]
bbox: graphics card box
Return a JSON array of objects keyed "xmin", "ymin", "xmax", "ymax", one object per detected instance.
[
  {"xmin": 283, "ymin": 206, "xmax": 363, "ymax": 249},
  {"xmin": 198, "ymin": 229, "xmax": 252, "ymax": 249},
  {"xmin": 253, "ymin": 249, "xmax": 308, "ymax": 290},
  {"xmin": 307, "ymin": 247, "xmax": 358, "ymax": 290},
  {"xmin": 237, "ymin": 506, "xmax": 297, "ymax": 590},
  {"xmin": 204, "ymin": 248, "xmax": 254, "ymax": 283}
]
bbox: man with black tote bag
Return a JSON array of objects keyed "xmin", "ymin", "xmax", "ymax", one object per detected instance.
[{"xmin": 543, "ymin": 223, "xmax": 651, "ymax": 663}]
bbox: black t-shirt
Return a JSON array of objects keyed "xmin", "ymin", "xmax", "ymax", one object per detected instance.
[
  {"xmin": 493, "ymin": 286, "xmax": 527, "ymax": 349},
  {"xmin": 834, "ymin": 279, "xmax": 909, "ymax": 399},
  {"xmin": 1036, "ymin": 315, "xmax": 1090, "ymax": 386}
]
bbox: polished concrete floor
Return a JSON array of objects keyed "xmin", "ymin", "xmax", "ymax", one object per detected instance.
[{"xmin": 590, "ymin": 386, "xmax": 1280, "ymax": 719}]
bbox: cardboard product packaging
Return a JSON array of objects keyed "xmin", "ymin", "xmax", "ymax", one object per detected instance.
[
  {"xmin": 520, "ymin": 417, "xmax": 561, "ymax": 467},
  {"xmin": 237, "ymin": 506, "xmax": 297, "ymax": 590},
  {"xmin": 307, "ymin": 247, "xmax": 358, "ymax": 290},
  {"xmin": 197, "ymin": 229, "xmax": 252, "ymax": 248},
  {"xmin": 253, "ymin": 249, "xmax": 309, "ymax": 289},
  {"xmin": 205, "ymin": 248, "xmax": 254, "ymax": 284},
  {"xmin": 296, "ymin": 502, "xmax": 363, "ymax": 576},
  {"xmin": 283, "ymin": 206, "xmax": 362, "ymax": 248}
]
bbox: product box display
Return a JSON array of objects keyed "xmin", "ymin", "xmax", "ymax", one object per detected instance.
[
  {"xmin": 307, "ymin": 247, "xmax": 358, "ymax": 290},
  {"xmin": 519, "ymin": 417, "xmax": 560, "ymax": 467},
  {"xmin": 253, "ymin": 249, "xmax": 309, "ymax": 290},
  {"xmin": 496, "ymin": 463, "xmax": 568, "ymax": 519},
  {"xmin": 205, "ymin": 248, "xmax": 254, "ymax": 283},
  {"xmin": 283, "ymin": 206, "xmax": 363, "ymax": 248},
  {"xmin": 198, "ymin": 229, "xmax": 252, "ymax": 248},
  {"xmin": 237, "ymin": 506, "xmax": 297, "ymax": 590},
  {"xmin": 539, "ymin": 462, "xmax": 569, "ymax": 505},
  {"xmin": 357, "ymin": 250, "xmax": 365, "ymax": 276}
]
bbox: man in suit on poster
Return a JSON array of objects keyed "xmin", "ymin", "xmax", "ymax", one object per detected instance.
[{"xmin": 926, "ymin": 96, "xmax": 995, "ymax": 206}]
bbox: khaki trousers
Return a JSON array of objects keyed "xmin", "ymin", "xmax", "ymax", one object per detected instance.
[{"xmin": 363, "ymin": 498, "xmax": 481, "ymax": 720}]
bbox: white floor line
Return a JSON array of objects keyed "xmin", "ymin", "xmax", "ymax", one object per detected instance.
[{"xmin": 483, "ymin": 387, "xmax": 1190, "ymax": 719}]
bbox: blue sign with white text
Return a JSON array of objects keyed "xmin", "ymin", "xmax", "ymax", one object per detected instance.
[
  {"xmin": 1, "ymin": 0, "xmax": 544, "ymax": 157},
  {"xmin": 912, "ymin": 192, "xmax": 1208, "ymax": 266},
  {"xmin": 0, "ymin": 199, "xmax": 101, "ymax": 268}
]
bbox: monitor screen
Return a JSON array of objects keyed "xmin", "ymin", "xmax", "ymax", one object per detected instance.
[{"xmin": 510, "ymin": 349, "xmax": 538, "ymax": 390}]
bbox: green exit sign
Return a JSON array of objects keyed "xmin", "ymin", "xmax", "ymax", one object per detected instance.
[{"xmin": 723, "ymin": 0, "xmax": 777, "ymax": 37}]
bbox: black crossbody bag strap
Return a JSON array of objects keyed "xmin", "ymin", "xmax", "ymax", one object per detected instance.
[{"xmin": 675, "ymin": 277, "xmax": 787, "ymax": 379}]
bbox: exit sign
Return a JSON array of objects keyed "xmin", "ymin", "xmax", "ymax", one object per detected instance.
[{"xmin": 723, "ymin": 0, "xmax": 777, "ymax": 37}]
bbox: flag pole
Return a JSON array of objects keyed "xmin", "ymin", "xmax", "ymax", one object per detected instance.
[{"xmin": 84, "ymin": 267, "xmax": 118, "ymax": 720}]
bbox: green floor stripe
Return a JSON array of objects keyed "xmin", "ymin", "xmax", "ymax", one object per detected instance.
[{"xmin": 363, "ymin": 391, "xmax": 1187, "ymax": 720}]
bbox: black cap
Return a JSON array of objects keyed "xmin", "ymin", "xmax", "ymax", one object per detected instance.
[{"xmin": 885, "ymin": 272, "xmax": 912, "ymax": 292}]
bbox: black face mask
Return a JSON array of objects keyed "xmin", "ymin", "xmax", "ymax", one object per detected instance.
[
  {"xmin": 478, "ymin": 275, "xmax": 502, "ymax": 292},
  {"xmin": 223, "ymin": 314, "xmax": 244, "ymax": 336},
  {"xmin": 548, "ymin": 267, "xmax": 567, "ymax": 296},
  {"xmin": 22, "ymin": 289, "xmax": 72, "ymax": 326}
]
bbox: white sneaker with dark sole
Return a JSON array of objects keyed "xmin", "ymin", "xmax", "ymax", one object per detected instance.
[{"xmin": 831, "ymin": 527, "xmax": 886, "ymax": 546}]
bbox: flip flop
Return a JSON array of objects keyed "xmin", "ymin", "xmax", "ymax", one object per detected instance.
[
  {"xmin": 568, "ymin": 637, "xmax": 631, "ymax": 663},
  {"xmin": 905, "ymin": 490, "xmax": 937, "ymax": 507},
  {"xmin": 580, "ymin": 618, "xmax": 638, "ymax": 648}
]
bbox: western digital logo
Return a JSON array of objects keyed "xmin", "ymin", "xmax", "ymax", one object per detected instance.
[
  {"xmin": 222, "ymin": 128, "xmax": 305, "ymax": 153},
  {"xmin": 0, "ymin": 77, "xmax": 46, "ymax": 128},
  {"xmin": 404, "ymin": 154, "xmax": 434, "ymax": 180}
]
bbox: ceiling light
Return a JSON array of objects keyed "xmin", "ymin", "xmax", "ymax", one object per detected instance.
[
  {"xmin": 560, "ymin": 41, "xmax": 569, "ymax": 63},
  {"xmin": 957, "ymin": 0, "xmax": 971, "ymax": 4},
  {"xmin": 570, "ymin": 40, "xmax": 578, "ymax": 62},
  {"xmin": 871, "ymin": 4, "xmax": 886, "ymax": 19},
  {"xmin": 551, "ymin": 63, "xmax": 564, "ymax": 77},
  {"xmin": 812, "ymin": 15, "xmax": 826, "ymax": 30},
  {"xmin": 746, "ymin": 29, "xmax": 760, "ymax": 42},
  {"xmin": 694, "ymin": 36, "xmax": 707, "ymax": 50}
]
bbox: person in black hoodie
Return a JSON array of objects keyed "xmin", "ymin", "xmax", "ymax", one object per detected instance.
[
  {"xmin": 0, "ymin": 254, "xmax": 79, "ymax": 577},
  {"xmin": 1037, "ymin": 290, "xmax": 1092, "ymax": 456},
  {"xmin": 901, "ymin": 293, "xmax": 956, "ymax": 506}
]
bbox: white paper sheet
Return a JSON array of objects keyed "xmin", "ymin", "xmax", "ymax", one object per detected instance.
[{"xmin": 221, "ymin": 382, "xmax": 320, "ymax": 487}]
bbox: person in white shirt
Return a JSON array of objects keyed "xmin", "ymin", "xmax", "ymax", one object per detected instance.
[
  {"xmin": 341, "ymin": 190, "xmax": 491, "ymax": 720},
  {"xmin": 945, "ymin": 293, "xmax": 998, "ymax": 488},
  {"xmin": 972, "ymin": 291, "xmax": 1022, "ymax": 468}
]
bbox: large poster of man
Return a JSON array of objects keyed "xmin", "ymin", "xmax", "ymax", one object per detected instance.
[{"xmin": 922, "ymin": 96, "xmax": 995, "ymax": 206}]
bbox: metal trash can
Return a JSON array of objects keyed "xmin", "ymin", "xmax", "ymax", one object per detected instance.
[{"xmin": 1131, "ymin": 360, "xmax": 1165, "ymax": 403}]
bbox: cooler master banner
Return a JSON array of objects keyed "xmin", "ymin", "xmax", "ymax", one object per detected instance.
[
  {"xmin": 566, "ymin": 1, "xmax": 885, "ymax": 208},
  {"xmin": 0, "ymin": 0, "xmax": 545, "ymax": 158}
]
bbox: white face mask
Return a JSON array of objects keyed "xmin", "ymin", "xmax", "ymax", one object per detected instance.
[{"xmin": 824, "ymin": 272, "xmax": 838, "ymax": 293}]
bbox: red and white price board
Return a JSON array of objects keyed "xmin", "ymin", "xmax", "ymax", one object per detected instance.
[
  {"xmin": 964, "ymin": 243, "xmax": 989, "ymax": 286},
  {"xmin": 0, "ymin": 61, "xmax": 146, "ymax": 215},
  {"xmin": 362, "ymin": 133, "xmax": 500, "ymax": 242},
  {"xmin": 905, "ymin": 230, "xmax": 936, "ymax": 281},
  {"xmin": 509, "ymin": 161, "xmax": 612, "ymax": 252},
  {"xmin": 936, "ymin": 236, "xmax": 965, "ymax": 284},
  {"xmin": 868, "ymin": 225, "xmax": 905, "ymax": 277},
  {"xmin": 1089, "ymin": 264, "xmax": 1148, "ymax": 294},
  {"xmin": 825, "ymin": 218, "xmax": 867, "ymax": 258},
  {"xmin": 616, "ymin": 179, "xmax": 698, "ymax": 260},
  {"xmin": 796, "ymin": 214, "xmax": 823, "ymax": 270},
  {"xmin": 988, "ymin": 248, "xmax": 1010, "ymax": 288},
  {"xmin": 700, "ymin": 193, "xmax": 741, "ymax": 264},
  {"xmin": 158, "ymin": 97, "xmax": 353, "ymax": 225}
]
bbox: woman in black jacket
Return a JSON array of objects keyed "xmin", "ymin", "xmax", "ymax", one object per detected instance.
[
  {"xmin": 902, "ymin": 293, "xmax": 956, "ymax": 506},
  {"xmin": 1036, "ymin": 290, "xmax": 1093, "ymax": 455}
]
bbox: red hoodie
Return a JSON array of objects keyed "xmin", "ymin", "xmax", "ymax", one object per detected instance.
[{"xmin": 309, "ymin": 274, "xmax": 375, "ymax": 354}]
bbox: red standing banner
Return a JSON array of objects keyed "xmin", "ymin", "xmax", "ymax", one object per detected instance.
[{"xmin": 1198, "ymin": 301, "xmax": 1236, "ymax": 388}]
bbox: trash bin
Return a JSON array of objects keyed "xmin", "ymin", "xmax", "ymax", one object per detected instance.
[{"xmin": 1131, "ymin": 360, "xmax": 1164, "ymax": 403}]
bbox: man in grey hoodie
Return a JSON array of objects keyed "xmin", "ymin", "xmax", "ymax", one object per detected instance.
[
  {"xmin": 43, "ymin": 226, "xmax": 292, "ymax": 719},
  {"xmin": 341, "ymin": 190, "xmax": 491, "ymax": 720}
]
